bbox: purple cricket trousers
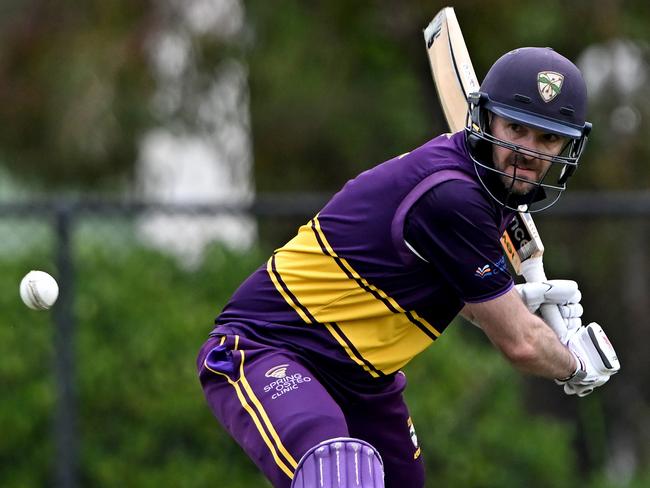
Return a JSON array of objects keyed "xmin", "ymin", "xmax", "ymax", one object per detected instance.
[{"xmin": 197, "ymin": 333, "xmax": 425, "ymax": 488}]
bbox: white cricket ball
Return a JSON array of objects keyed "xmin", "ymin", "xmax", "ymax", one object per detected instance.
[{"xmin": 19, "ymin": 270, "xmax": 59, "ymax": 310}]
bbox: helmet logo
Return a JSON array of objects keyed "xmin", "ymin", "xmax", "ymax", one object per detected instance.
[{"xmin": 537, "ymin": 71, "xmax": 564, "ymax": 103}]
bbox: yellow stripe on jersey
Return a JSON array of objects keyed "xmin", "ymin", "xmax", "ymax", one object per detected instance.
[
  {"xmin": 324, "ymin": 322, "xmax": 382, "ymax": 378},
  {"xmin": 268, "ymin": 216, "xmax": 441, "ymax": 375}
]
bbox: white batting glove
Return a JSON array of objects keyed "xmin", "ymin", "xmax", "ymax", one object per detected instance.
[
  {"xmin": 515, "ymin": 280, "xmax": 583, "ymax": 331},
  {"xmin": 557, "ymin": 302, "xmax": 583, "ymax": 331},
  {"xmin": 556, "ymin": 322, "xmax": 621, "ymax": 397}
]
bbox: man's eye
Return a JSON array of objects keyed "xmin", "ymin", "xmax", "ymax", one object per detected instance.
[{"xmin": 543, "ymin": 134, "xmax": 560, "ymax": 143}]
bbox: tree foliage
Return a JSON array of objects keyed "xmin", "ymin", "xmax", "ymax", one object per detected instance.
[
  {"xmin": 3, "ymin": 0, "xmax": 650, "ymax": 192},
  {"xmin": 0, "ymin": 0, "xmax": 158, "ymax": 188}
]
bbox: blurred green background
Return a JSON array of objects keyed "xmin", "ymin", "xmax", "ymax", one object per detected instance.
[{"xmin": 1, "ymin": 1, "xmax": 649, "ymax": 487}]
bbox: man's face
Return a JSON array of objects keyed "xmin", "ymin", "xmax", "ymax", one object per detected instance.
[{"xmin": 490, "ymin": 115, "xmax": 569, "ymax": 195}]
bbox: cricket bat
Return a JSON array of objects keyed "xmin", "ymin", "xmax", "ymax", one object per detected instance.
[{"xmin": 423, "ymin": 7, "xmax": 568, "ymax": 340}]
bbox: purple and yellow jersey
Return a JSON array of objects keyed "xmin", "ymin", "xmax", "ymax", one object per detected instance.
[{"xmin": 214, "ymin": 132, "xmax": 515, "ymax": 382}]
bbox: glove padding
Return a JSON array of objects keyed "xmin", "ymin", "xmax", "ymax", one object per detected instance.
[
  {"xmin": 557, "ymin": 302, "xmax": 583, "ymax": 331},
  {"xmin": 556, "ymin": 322, "xmax": 621, "ymax": 397},
  {"xmin": 515, "ymin": 280, "xmax": 583, "ymax": 331}
]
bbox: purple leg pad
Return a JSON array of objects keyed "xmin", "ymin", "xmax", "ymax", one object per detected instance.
[{"xmin": 291, "ymin": 437, "xmax": 384, "ymax": 488}]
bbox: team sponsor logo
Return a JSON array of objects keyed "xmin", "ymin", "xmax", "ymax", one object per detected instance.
[
  {"xmin": 474, "ymin": 264, "xmax": 492, "ymax": 278},
  {"xmin": 537, "ymin": 71, "xmax": 564, "ymax": 103},
  {"xmin": 474, "ymin": 256, "xmax": 506, "ymax": 279},
  {"xmin": 265, "ymin": 364, "xmax": 289, "ymax": 378},
  {"xmin": 494, "ymin": 255, "xmax": 507, "ymax": 273},
  {"xmin": 263, "ymin": 363, "xmax": 312, "ymax": 400},
  {"xmin": 408, "ymin": 417, "xmax": 421, "ymax": 459}
]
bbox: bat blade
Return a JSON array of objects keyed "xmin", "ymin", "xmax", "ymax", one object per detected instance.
[{"xmin": 423, "ymin": 7, "xmax": 479, "ymax": 133}]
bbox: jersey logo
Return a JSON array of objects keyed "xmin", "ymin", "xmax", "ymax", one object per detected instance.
[
  {"xmin": 474, "ymin": 264, "xmax": 493, "ymax": 278},
  {"xmin": 265, "ymin": 364, "xmax": 290, "ymax": 378},
  {"xmin": 474, "ymin": 256, "xmax": 507, "ymax": 279},
  {"xmin": 538, "ymin": 71, "xmax": 564, "ymax": 102},
  {"xmin": 263, "ymin": 364, "xmax": 313, "ymax": 400}
]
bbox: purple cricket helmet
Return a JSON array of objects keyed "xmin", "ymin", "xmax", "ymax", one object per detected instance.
[{"xmin": 465, "ymin": 47, "xmax": 592, "ymax": 212}]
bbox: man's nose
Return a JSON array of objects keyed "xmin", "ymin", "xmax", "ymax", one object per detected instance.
[{"xmin": 518, "ymin": 135, "xmax": 541, "ymax": 161}]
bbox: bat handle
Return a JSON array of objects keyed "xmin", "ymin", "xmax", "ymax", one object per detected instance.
[
  {"xmin": 520, "ymin": 257, "xmax": 568, "ymax": 343},
  {"xmin": 540, "ymin": 305, "xmax": 568, "ymax": 343}
]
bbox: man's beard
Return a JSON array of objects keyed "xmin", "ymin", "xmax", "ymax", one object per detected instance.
[
  {"xmin": 499, "ymin": 174, "xmax": 537, "ymax": 195},
  {"xmin": 499, "ymin": 159, "xmax": 540, "ymax": 196}
]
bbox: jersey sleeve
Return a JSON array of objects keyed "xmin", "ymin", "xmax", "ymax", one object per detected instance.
[{"xmin": 403, "ymin": 178, "xmax": 513, "ymax": 303}]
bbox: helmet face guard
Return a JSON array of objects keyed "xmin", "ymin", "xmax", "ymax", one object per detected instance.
[
  {"xmin": 465, "ymin": 92, "xmax": 592, "ymax": 212},
  {"xmin": 465, "ymin": 47, "xmax": 592, "ymax": 213}
]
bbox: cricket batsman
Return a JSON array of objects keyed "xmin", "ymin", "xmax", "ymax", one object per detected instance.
[{"xmin": 197, "ymin": 47, "xmax": 620, "ymax": 487}]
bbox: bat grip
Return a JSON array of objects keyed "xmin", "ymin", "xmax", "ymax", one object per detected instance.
[{"xmin": 520, "ymin": 257, "xmax": 568, "ymax": 343}]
